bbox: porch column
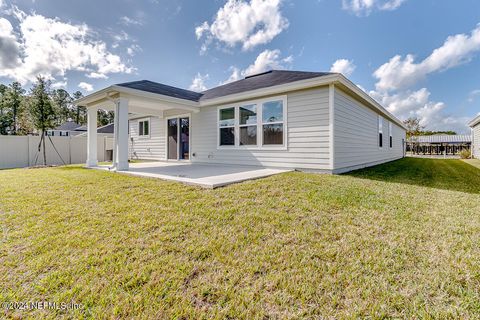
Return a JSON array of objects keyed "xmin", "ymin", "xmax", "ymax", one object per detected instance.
[
  {"xmin": 86, "ymin": 106, "xmax": 98, "ymax": 167},
  {"xmin": 115, "ymin": 97, "xmax": 129, "ymax": 171}
]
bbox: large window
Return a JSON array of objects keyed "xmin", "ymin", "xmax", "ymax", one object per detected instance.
[
  {"xmin": 219, "ymin": 107, "xmax": 235, "ymax": 146},
  {"xmin": 218, "ymin": 96, "xmax": 286, "ymax": 148},
  {"xmin": 139, "ymin": 119, "xmax": 150, "ymax": 137},
  {"xmin": 378, "ymin": 116, "xmax": 383, "ymax": 148},
  {"xmin": 262, "ymin": 101, "xmax": 284, "ymax": 145}
]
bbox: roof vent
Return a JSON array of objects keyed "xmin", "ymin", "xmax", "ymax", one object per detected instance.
[{"xmin": 244, "ymin": 70, "xmax": 274, "ymax": 79}]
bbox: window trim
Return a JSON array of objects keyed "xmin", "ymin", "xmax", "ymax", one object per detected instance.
[
  {"xmin": 217, "ymin": 95, "xmax": 287, "ymax": 150},
  {"xmin": 138, "ymin": 118, "xmax": 151, "ymax": 138}
]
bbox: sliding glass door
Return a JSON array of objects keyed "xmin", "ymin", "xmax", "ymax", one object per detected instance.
[{"xmin": 167, "ymin": 116, "xmax": 190, "ymax": 160}]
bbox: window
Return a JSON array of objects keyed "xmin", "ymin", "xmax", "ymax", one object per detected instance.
[
  {"xmin": 139, "ymin": 119, "xmax": 150, "ymax": 136},
  {"xmin": 389, "ymin": 122, "xmax": 393, "ymax": 148},
  {"xmin": 219, "ymin": 107, "xmax": 235, "ymax": 146},
  {"xmin": 239, "ymin": 105, "xmax": 257, "ymax": 145},
  {"xmin": 378, "ymin": 116, "xmax": 383, "ymax": 148},
  {"xmin": 262, "ymin": 101, "xmax": 284, "ymax": 145},
  {"xmin": 218, "ymin": 96, "xmax": 286, "ymax": 148}
]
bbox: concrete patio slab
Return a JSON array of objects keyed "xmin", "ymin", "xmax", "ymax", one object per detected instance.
[{"xmin": 92, "ymin": 162, "xmax": 291, "ymax": 188}]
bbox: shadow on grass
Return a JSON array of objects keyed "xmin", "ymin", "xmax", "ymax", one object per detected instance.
[{"xmin": 346, "ymin": 157, "xmax": 480, "ymax": 195}]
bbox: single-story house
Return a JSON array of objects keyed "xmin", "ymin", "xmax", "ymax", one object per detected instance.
[
  {"xmin": 46, "ymin": 121, "xmax": 115, "ymax": 137},
  {"xmin": 46, "ymin": 121, "xmax": 84, "ymax": 136},
  {"xmin": 75, "ymin": 123, "xmax": 115, "ymax": 137},
  {"xmin": 469, "ymin": 115, "xmax": 480, "ymax": 158},
  {"xmin": 74, "ymin": 70, "xmax": 407, "ymax": 174}
]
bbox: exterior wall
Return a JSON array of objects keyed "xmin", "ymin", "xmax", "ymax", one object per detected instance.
[
  {"xmin": 125, "ymin": 86, "xmax": 405, "ymax": 173},
  {"xmin": 190, "ymin": 87, "xmax": 331, "ymax": 170},
  {"xmin": 333, "ymin": 87, "xmax": 405, "ymax": 173},
  {"xmin": 128, "ymin": 116, "xmax": 166, "ymax": 160},
  {"xmin": 473, "ymin": 123, "xmax": 480, "ymax": 159}
]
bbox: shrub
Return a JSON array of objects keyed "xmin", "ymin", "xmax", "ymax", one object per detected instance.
[{"xmin": 459, "ymin": 149, "xmax": 471, "ymax": 159}]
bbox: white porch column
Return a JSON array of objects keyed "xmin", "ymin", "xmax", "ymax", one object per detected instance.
[
  {"xmin": 86, "ymin": 106, "xmax": 98, "ymax": 167},
  {"xmin": 115, "ymin": 97, "xmax": 129, "ymax": 171}
]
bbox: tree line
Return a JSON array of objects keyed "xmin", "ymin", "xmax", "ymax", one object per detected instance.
[
  {"xmin": 0, "ymin": 76, "xmax": 113, "ymax": 136},
  {"xmin": 403, "ymin": 117, "xmax": 457, "ymax": 138}
]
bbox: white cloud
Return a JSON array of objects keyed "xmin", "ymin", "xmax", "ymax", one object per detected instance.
[
  {"xmin": 51, "ymin": 80, "xmax": 67, "ymax": 89},
  {"xmin": 0, "ymin": 8, "xmax": 133, "ymax": 84},
  {"xmin": 195, "ymin": 0, "xmax": 289, "ymax": 52},
  {"xmin": 0, "ymin": 0, "xmax": 4, "ymax": 8},
  {"xmin": 127, "ymin": 44, "xmax": 142, "ymax": 56},
  {"xmin": 330, "ymin": 58, "xmax": 356, "ymax": 77},
  {"xmin": 189, "ymin": 73, "xmax": 209, "ymax": 92},
  {"xmin": 223, "ymin": 49, "xmax": 293, "ymax": 84},
  {"xmin": 468, "ymin": 89, "xmax": 480, "ymax": 103},
  {"xmin": 78, "ymin": 82, "xmax": 93, "ymax": 92},
  {"xmin": 371, "ymin": 88, "xmax": 470, "ymax": 133},
  {"xmin": 0, "ymin": 17, "xmax": 21, "ymax": 69},
  {"xmin": 342, "ymin": 0, "xmax": 406, "ymax": 16},
  {"xmin": 374, "ymin": 24, "xmax": 480, "ymax": 92},
  {"xmin": 120, "ymin": 16, "xmax": 143, "ymax": 26},
  {"xmin": 86, "ymin": 72, "xmax": 108, "ymax": 79}
]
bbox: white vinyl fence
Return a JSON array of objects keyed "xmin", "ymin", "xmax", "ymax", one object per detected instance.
[{"xmin": 0, "ymin": 135, "xmax": 112, "ymax": 169}]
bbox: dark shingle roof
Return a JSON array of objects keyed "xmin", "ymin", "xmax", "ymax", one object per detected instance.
[
  {"xmin": 199, "ymin": 70, "xmax": 333, "ymax": 101},
  {"xmin": 115, "ymin": 70, "xmax": 333, "ymax": 102},
  {"xmin": 97, "ymin": 123, "xmax": 114, "ymax": 134},
  {"xmin": 54, "ymin": 121, "xmax": 82, "ymax": 131},
  {"xmin": 75, "ymin": 123, "xmax": 114, "ymax": 134},
  {"xmin": 116, "ymin": 80, "xmax": 203, "ymax": 102}
]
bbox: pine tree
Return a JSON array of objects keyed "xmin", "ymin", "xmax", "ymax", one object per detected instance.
[{"xmin": 29, "ymin": 76, "xmax": 56, "ymax": 165}]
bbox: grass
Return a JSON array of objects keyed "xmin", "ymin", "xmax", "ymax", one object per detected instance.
[
  {"xmin": 348, "ymin": 157, "xmax": 480, "ymax": 194},
  {"xmin": 0, "ymin": 158, "xmax": 479, "ymax": 319},
  {"xmin": 463, "ymin": 158, "xmax": 480, "ymax": 170}
]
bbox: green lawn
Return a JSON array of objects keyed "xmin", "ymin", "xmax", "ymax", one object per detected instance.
[{"xmin": 0, "ymin": 158, "xmax": 480, "ymax": 319}]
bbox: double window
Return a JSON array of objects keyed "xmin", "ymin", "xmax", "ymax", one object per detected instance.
[
  {"xmin": 138, "ymin": 119, "xmax": 150, "ymax": 137},
  {"xmin": 218, "ymin": 96, "xmax": 286, "ymax": 148}
]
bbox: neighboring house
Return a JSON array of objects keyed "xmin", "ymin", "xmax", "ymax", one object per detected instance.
[
  {"xmin": 46, "ymin": 121, "xmax": 84, "ymax": 136},
  {"xmin": 75, "ymin": 123, "xmax": 115, "ymax": 137},
  {"xmin": 407, "ymin": 134, "xmax": 471, "ymax": 155},
  {"xmin": 75, "ymin": 70, "xmax": 407, "ymax": 173},
  {"xmin": 469, "ymin": 115, "xmax": 480, "ymax": 158}
]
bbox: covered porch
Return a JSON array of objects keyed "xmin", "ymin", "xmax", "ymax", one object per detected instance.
[{"xmin": 76, "ymin": 83, "xmax": 201, "ymax": 171}]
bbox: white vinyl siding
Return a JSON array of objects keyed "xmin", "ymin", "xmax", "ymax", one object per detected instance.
[
  {"xmin": 473, "ymin": 124, "xmax": 480, "ymax": 159},
  {"xmin": 191, "ymin": 87, "xmax": 331, "ymax": 170},
  {"xmin": 333, "ymin": 87, "xmax": 405, "ymax": 172},
  {"xmin": 128, "ymin": 116, "xmax": 165, "ymax": 160}
]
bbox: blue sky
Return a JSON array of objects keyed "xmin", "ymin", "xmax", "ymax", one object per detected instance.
[{"xmin": 0, "ymin": 0, "xmax": 479, "ymax": 133}]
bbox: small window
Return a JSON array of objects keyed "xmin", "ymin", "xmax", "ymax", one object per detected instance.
[
  {"xmin": 139, "ymin": 119, "xmax": 150, "ymax": 136},
  {"xmin": 262, "ymin": 100, "xmax": 284, "ymax": 145},
  {"xmin": 389, "ymin": 122, "xmax": 393, "ymax": 148},
  {"xmin": 378, "ymin": 116, "xmax": 383, "ymax": 148}
]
